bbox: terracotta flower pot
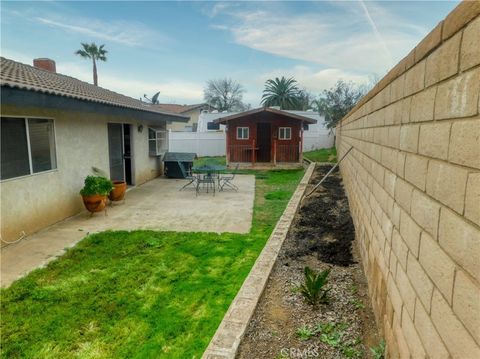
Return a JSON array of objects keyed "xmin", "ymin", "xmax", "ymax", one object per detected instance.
[
  {"xmin": 82, "ymin": 194, "xmax": 108, "ymax": 213},
  {"xmin": 109, "ymin": 180, "xmax": 127, "ymax": 202}
]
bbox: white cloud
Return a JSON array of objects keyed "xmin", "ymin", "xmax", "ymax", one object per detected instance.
[
  {"xmin": 211, "ymin": 2, "xmax": 427, "ymax": 74},
  {"xmin": 239, "ymin": 65, "xmax": 371, "ymax": 107},
  {"xmin": 33, "ymin": 15, "xmax": 170, "ymax": 48},
  {"xmin": 56, "ymin": 62, "xmax": 204, "ymax": 103},
  {"xmin": 3, "ymin": 49, "xmax": 204, "ymax": 104},
  {"xmin": 256, "ymin": 66, "xmax": 370, "ymax": 92}
]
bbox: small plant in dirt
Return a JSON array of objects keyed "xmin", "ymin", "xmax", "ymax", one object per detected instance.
[
  {"xmin": 350, "ymin": 298, "xmax": 365, "ymax": 310},
  {"xmin": 316, "ymin": 322, "xmax": 347, "ymax": 347},
  {"xmin": 341, "ymin": 337, "xmax": 363, "ymax": 358},
  {"xmin": 316, "ymin": 322, "xmax": 364, "ymax": 357},
  {"xmin": 299, "ymin": 267, "xmax": 331, "ymax": 306},
  {"xmin": 349, "ymin": 284, "xmax": 358, "ymax": 295},
  {"xmin": 296, "ymin": 324, "xmax": 316, "ymax": 341},
  {"xmin": 370, "ymin": 339, "xmax": 385, "ymax": 359},
  {"xmin": 290, "ymin": 284, "xmax": 301, "ymax": 294}
]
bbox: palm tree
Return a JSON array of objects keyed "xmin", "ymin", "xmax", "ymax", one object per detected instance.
[
  {"xmin": 261, "ymin": 76, "xmax": 300, "ymax": 110},
  {"xmin": 75, "ymin": 43, "xmax": 108, "ymax": 86}
]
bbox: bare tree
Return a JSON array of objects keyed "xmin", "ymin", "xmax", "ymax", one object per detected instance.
[{"xmin": 204, "ymin": 78, "xmax": 246, "ymax": 111}]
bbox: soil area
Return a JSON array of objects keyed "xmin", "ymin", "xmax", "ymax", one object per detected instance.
[{"xmin": 237, "ymin": 165, "xmax": 381, "ymax": 359}]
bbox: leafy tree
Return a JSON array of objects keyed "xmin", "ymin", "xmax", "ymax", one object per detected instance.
[
  {"xmin": 315, "ymin": 80, "xmax": 366, "ymax": 129},
  {"xmin": 261, "ymin": 76, "xmax": 300, "ymax": 110},
  {"xmin": 203, "ymin": 78, "xmax": 246, "ymax": 111},
  {"xmin": 75, "ymin": 42, "xmax": 108, "ymax": 86},
  {"xmin": 296, "ymin": 89, "xmax": 315, "ymax": 111}
]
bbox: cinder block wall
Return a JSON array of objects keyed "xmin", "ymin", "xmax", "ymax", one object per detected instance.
[{"xmin": 335, "ymin": 2, "xmax": 480, "ymax": 358}]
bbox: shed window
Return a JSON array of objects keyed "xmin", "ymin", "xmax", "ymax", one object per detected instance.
[
  {"xmin": 1, "ymin": 117, "xmax": 57, "ymax": 180},
  {"xmin": 237, "ymin": 127, "xmax": 249, "ymax": 140},
  {"xmin": 149, "ymin": 128, "xmax": 168, "ymax": 156},
  {"xmin": 279, "ymin": 127, "xmax": 292, "ymax": 140}
]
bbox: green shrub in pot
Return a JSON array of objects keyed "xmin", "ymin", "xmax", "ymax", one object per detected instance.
[{"xmin": 80, "ymin": 175, "xmax": 114, "ymax": 196}]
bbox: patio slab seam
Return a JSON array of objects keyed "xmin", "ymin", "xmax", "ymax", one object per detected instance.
[{"xmin": 202, "ymin": 162, "xmax": 316, "ymax": 359}]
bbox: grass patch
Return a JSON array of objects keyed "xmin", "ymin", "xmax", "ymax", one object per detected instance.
[
  {"xmin": 264, "ymin": 190, "xmax": 291, "ymax": 200},
  {"xmin": 1, "ymin": 168, "xmax": 304, "ymax": 358},
  {"xmin": 303, "ymin": 147, "xmax": 337, "ymax": 163},
  {"xmin": 193, "ymin": 156, "xmax": 226, "ymax": 167}
]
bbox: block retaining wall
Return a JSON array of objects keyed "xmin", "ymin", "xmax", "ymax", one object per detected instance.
[{"xmin": 336, "ymin": 2, "xmax": 480, "ymax": 357}]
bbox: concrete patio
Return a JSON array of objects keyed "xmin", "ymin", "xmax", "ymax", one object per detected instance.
[{"xmin": 1, "ymin": 175, "xmax": 255, "ymax": 287}]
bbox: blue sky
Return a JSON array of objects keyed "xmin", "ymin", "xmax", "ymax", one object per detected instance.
[{"xmin": 1, "ymin": 1, "xmax": 458, "ymax": 106}]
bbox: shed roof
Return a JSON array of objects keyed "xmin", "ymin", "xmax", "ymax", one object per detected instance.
[
  {"xmin": 0, "ymin": 57, "xmax": 189, "ymax": 122},
  {"xmin": 162, "ymin": 152, "xmax": 197, "ymax": 162},
  {"xmin": 213, "ymin": 107, "xmax": 317, "ymax": 124}
]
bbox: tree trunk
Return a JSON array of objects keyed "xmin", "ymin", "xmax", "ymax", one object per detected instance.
[{"xmin": 93, "ymin": 58, "xmax": 98, "ymax": 86}]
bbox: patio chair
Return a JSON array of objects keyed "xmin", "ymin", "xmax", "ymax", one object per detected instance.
[
  {"xmin": 179, "ymin": 163, "xmax": 197, "ymax": 191},
  {"xmin": 196, "ymin": 173, "xmax": 215, "ymax": 196},
  {"xmin": 219, "ymin": 164, "xmax": 239, "ymax": 192}
]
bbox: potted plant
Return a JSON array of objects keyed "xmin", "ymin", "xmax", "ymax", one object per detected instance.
[
  {"xmin": 92, "ymin": 167, "xmax": 126, "ymax": 203},
  {"xmin": 109, "ymin": 180, "xmax": 127, "ymax": 202},
  {"xmin": 80, "ymin": 175, "xmax": 114, "ymax": 215}
]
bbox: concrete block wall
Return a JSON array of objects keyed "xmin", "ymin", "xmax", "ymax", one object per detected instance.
[{"xmin": 335, "ymin": 2, "xmax": 480, "ymax": 358}]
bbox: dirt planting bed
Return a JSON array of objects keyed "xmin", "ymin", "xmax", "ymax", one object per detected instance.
[{"xmin": 237, "ymin": 165, "xmax": 381, "ymax": 359}]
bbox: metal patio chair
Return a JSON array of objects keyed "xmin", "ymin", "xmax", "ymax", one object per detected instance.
[
  {"xmin": 219, "ymin": 164, "xmax": 239, "ymax": 191},
  {"xmin": 196, "ymin": 173, "xmax": 216, "ymax": 196},
  {"xmin": 179, "ymin": 163, "xmax": 198, "ymax": 191}
]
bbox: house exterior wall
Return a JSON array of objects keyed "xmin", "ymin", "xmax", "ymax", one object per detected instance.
[
  {"xmin": 335, "ymin": 5, "xmax": 480, "ymax": 358},
  {"xmin": 226, "ymin": 114, "xmax": 302, "ymax": 163},
  {"xmin": 167, "ymin": 108, "xmax": 200, "ymax": 132},
  {"xmin": 0, "ymin": 104, "xmax": 164, "ymax": 245}
]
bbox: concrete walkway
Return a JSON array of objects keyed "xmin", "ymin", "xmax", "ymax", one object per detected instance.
[{"xmin": 1, "ymin": 175, "xmax": 255, "ymax": 287}]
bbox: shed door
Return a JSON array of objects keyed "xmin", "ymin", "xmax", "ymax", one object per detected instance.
[
  {"xmin": 108, "ymin": 123, "xmax": 125, "ymax": 181},
  {"xmin": 257, "ymin": 123, "xmax": 271, "ymax": 162}
]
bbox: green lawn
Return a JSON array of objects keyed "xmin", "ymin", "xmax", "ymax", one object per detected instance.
[
  {"xmin": 303, "ymin": 147, "xmax": 337, "ymax": 163},
  {"xmin": 193, "ymin": 156, "xmax": 226, "ymax": 167},
  {"xmin": 1, "ymin": 168, "xmax": 304, "ymax": 359}
]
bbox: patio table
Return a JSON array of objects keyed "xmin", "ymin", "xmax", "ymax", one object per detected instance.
[
  {"xmin": 192, "ymin": 165, "xmax": 227, "ymax": 190},
  {"xmin": 192, "ymin": 165, "xmax": 227, "ymax": 173}
]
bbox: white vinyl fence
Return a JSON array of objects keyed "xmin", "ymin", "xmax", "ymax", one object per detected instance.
[
  {"xmin": 168, "ymin": 130, "xmax": 334, "ymax": 157},
  {"xmin": 302, "ymin": 130, "xmax": 335, "ymax": 152},
  {"xmin": 168, "ymin": 131, "xmax": 226, "ymax": 157}
]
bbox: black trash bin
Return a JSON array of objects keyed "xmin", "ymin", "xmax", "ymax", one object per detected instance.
[{"xmin": 162, "ymin": 152, "xmax": 197, "ymax": 178}]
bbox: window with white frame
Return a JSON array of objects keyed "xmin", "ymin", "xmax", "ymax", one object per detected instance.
[
  {"xmin": 1, "ymin": 117, "xmax": 57, "ymax": 180},
  {"xmin": 279, "ymin": 127, "xmax": 292, "ymax": 140},
  {"xmin": 236, "ymin": 127, "xmax": 249, "ymax": 140},
  {"xmin": 148, "ymin": 128, "xmax": 168, "ymax": 156}
]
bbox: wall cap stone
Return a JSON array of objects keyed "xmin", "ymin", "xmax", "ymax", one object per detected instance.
[{"xmin": 202, "ymin": 163, "xmax": 316, "ymax": 358}]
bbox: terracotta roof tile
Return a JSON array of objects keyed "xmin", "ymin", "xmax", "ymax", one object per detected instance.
[
  {"xmin": 0, "ymin": 57, "xmax": 189, "ymax": 120},
  {"xmin": 156, "ymin": 103, "xmax": 209, "ymax": 114}
]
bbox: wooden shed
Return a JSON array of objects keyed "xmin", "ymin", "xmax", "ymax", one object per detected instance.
[{"xmin": 214, "ymin": 107, "xmax": 317, "ymax": 166}]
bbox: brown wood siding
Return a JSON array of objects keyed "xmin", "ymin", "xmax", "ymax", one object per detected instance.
[{"xmin": 226, "ymin": 112, "xmax": 302, "ymax": 163}]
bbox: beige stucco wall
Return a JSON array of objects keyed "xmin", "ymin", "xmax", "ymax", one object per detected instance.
[
  {"xmin": 167, "ymin": 108, "xmax": 200, "ymax": 131},
  {"xmin": 336, "ymin": 3, "xmax": 479, "ymax": 358},
  {"xmin": 0, "ymin": 104, "xmax": 164, "ymax": 245}
]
